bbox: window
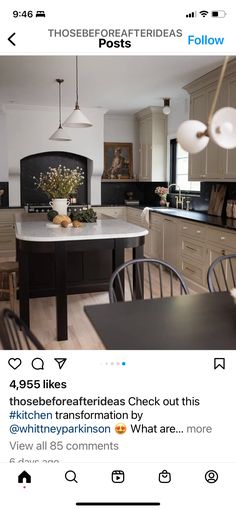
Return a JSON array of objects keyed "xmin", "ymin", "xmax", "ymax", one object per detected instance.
[{"xmin": 170, "ymin": 138, "xmax": 200, "ymax": 193}]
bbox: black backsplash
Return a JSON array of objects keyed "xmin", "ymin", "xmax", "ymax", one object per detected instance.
[
  {"xmin": 191, "ymin": 182, "xmax": 236, "ymax": 215},
  {"xmin": 101, "ymin": 181, "xmax": 168, "ymax": 206},
  {"xmin": 20, "ymin": 152, "xmax": 88, "ymax": 206},
  {"xmin": 101, "ymin": 181, "xmax": 236, "ymax": 216}
]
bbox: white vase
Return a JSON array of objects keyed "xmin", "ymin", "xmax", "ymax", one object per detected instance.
[{"xmin": 49, "ymin": 198, "xmax": 70, "ymax": 215}]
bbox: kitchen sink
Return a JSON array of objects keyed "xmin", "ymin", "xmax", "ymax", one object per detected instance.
[
  {"xmin": 150, "ymin": 207, "xmax": 192, "ymax": 216},
  {"xmin": 150, "ymin": 207, "xmax": 177, "ymax": 212}
]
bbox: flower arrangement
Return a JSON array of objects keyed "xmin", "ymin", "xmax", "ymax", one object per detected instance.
[
  {"xmin": 154, "ymin": 186, "xmax": 168, "ymax": 200},
  {"xmin": 34, "ymin": 165, "xmax": 84, "ymax": 199}
]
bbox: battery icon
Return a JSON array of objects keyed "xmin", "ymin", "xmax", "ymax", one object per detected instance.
[{"xmin": 211, "ymin": 10, "xmax": 227, "ymax": 17}]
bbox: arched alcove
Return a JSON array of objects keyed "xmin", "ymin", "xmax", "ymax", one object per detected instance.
[{"xmin": 20, "ymin": 151, "xmax": 88, "ymax": 206}]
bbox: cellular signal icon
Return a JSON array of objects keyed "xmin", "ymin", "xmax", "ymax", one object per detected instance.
[
  {"xmin": 199, "ymin": 10, "xmax": 209, "ymax": 17},
  {"xmin": 186, "ymin": 11, "xmax": 197, "ymax": 18}
]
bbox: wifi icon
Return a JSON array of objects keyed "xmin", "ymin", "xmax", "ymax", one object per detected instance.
[{"xmin": 199, "ymin": 10, "xmax": 209, "ymax": 17}]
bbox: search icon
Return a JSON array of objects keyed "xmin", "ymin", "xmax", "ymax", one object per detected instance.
[{"xmin": 65, "ymin": 470, "xmax": 78, "ymax": 483}]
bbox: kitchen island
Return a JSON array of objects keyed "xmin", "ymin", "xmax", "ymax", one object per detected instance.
[{"xmin": 15, "ymin": 217, "xmax": 148, "ymax": 341}]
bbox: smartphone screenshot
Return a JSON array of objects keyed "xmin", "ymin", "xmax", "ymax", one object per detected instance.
[{"xmin": 0, "ymin": 1, "xmax": 235, "ymax": 508}]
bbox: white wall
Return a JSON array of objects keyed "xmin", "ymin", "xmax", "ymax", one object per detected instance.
[
  {"xmin": 167, "ymin": 97, "xmax": 189, "ymax": 136},
  {"xmin": 104, "ymin": 114, "xmax": 139, "ymax": 177},
  {"xmin": 0, "ymin": 101, "xmax": 189, "ymax": 205},
  {"xmin": 3, "ymin": 104, "xmax": 106, "ymax": 206}
]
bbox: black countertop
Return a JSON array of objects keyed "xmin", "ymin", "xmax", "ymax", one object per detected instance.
[{"xmin": 126, "ymin": 204, "xmax": 236, "ymax": 231}]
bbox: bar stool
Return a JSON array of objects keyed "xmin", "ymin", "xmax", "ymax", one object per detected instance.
[{"xmin": 0, "ymin": 261, "xmax": 19, "ymax": 312}]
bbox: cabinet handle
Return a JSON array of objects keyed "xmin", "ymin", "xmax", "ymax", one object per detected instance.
[
  {"xmin": 220, "ymin": 236, "xmax": 225, "ymax": 240},
  {"xmin": 183, "ymin": 226, "xmax": 188, "ymax": 230},
  {"xmin": 200, "ymin": 174, "xmax": 206, "ymax": 177},
  {"xmin": 222, "ymin": 249, "xmax": 226, "ymax": 256},
  {"xmin": 186, "ymin": 245, "xmax": 197, "ymax": 251},
  {"xmin": 196, "ymin": 230, "xmax": 201, "ymax": 234},
  {"xmin": 185, "ymin": 266, "xmax": 196, "ymax": 273}
]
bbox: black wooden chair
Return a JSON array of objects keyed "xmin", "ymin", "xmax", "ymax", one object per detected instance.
[
  {"xmin": 109, "ymin": 258, "xmax": 189, "ymax": 303},
  {"xmin": 0, "ymin": 308, "xmax": 45, "ymax": 350},
  {"xmin": 207, "ymin": 253, "xmax": 236, "ymax": 292}
]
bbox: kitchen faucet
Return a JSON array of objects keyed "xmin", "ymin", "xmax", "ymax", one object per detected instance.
[{"xmin": 167, "ymin": 183, "xmax": 184, "ymax": 208}]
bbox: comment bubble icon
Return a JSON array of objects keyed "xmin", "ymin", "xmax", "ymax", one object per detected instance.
[{"xmin": 31, "ymin": 357, "xmax": 44, "ymax": 370}]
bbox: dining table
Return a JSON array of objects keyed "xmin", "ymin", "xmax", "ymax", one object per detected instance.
[{"xmin": 84, "ymin": 291, "xmax": 236, "ymax": 349}]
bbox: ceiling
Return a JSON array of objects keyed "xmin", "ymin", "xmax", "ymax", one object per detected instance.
[{"xmin": 0, "ymin": 55, "xmax": 225, "ymax": 113}]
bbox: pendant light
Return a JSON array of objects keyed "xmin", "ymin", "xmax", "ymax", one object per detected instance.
[
  {"xmin": 49, "ymin": 79, "xmax": 71, "ymax": 141},
  {"xmin": 63, "ymin": 56, "xmax": 92, "ymax": 128},
  {"xmin": 162, "ymin": 98, "xmax": 171, "ymax": 115},
  {"xmin": 177, "ymin": 56, "xmax": 236, "ymax": 153}
]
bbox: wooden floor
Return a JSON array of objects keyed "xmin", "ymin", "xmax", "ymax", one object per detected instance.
[{"xmin": 0, "ymin": 252, "xmax": 194, "ymax": 350}]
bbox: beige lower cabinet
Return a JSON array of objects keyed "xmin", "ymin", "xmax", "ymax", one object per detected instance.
[
  {"xmin": 178, "ymin": 220, "xmax": 207, "ymax": 291},
  {"xmin": 0, "ymin": 209, "xmax": 21, "ymax": 257},
  {"xmin": 145, "ymin": 213, "xmax": 236, "ymax": 292},
  {"xmin": 205, "ymin": 227, "xmax": 236, "ymax": 290},
  {"xmin": 85, "ymin": 207, "xmax": 236, "ymax": 290},
  {"xmin": 143, "ymin": 229, "xmax": 151, "ymax": 258},
  {"xmin": 162, "ymin": 217, "xmax": 178, "ymax": 268},
  {"xmin": 0, "ymin": 222, "xmax": 16, "ymax": 256},
  {"xmin": 179, "ymin": 221, "xmax": 236, "ymax": 292},
  {"xmin": 126, "ymin": 207, "xmax": 142, "ymax": 225},
  {"xmin": 148, "ymin": 213, "xmax": 163, "ymax": 260},
  {"xmin": 93, "ymin": 206, "xmax": 126, "ymax": 220},
  {"xmin": 126, "ymin": 207, "xmax": 151, "ymax": 258}
]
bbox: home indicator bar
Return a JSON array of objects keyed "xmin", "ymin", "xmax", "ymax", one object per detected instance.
[{"xmin": 76, "ymin": 504, "xmax": 161, "ymax": 507}]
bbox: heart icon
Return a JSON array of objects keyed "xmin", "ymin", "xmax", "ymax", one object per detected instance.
[{"xmin": 8, "ymin": 358, "xmax": 22, "ymax": 370}]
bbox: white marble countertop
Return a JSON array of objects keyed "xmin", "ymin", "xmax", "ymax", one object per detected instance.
[{"xmin": 15, "ymin": 219, "xmax": 148, "ymax": 242}]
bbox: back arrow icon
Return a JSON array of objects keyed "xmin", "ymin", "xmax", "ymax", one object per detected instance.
[{"xmin": 8, "ymin": 33, "xmax": 16, "ymax": 46}]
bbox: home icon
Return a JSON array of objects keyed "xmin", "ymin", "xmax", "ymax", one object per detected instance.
[{"xmin": 18, "ymin": 471, "xmax": 31, "ymax": 484}]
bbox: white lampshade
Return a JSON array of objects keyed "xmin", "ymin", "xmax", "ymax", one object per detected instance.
[
  {"xmin": 63, "ymin": 107, "xmax": 93, "ymax": 128},
  {"xmin": 177, "ymin": 120, "xmax": 209, "ymax": 154},
  {"xmin": 64, "ymin": 57, "xmax": 93, "ymax": 128},
  {"xmin": 163, "ymin": 105, "xmax": 171, "ymax": 115},
  {"xmin": 49, "ymin": 126, "xmax": 71, "ymax": 141},
  {"xmin": 209, "ymin": 107, "xmax": 236, "ymax": 149}
]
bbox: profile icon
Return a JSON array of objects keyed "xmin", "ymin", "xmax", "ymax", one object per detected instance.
[{"xmin": 205, "ymin": 470, "xmax": 218, "ymax": 483}]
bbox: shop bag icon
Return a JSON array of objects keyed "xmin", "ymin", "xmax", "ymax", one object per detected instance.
[{"xmin": 158, "ymin": 470, "xmax": 171, "ymax": 483}]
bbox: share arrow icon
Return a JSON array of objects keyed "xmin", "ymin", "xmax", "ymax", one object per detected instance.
[{"xmin": 54, "ymin": 358, "xmax": 67, "ymax": 369}]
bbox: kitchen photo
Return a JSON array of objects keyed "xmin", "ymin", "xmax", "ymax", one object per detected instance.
[{"xmin": 0, "ymin": 55, "xmax": 236, "ymax": 350}]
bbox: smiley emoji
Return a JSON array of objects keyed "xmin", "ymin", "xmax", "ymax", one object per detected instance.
[{"xmin": 115, "ymin": 422, "xmax": 127, "ymax": 434}]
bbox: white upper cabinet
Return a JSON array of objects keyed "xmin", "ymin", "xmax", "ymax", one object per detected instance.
[
  {"xmin": 184, "ymin": 58, "xmax": 236, "ymax": 182},
  {"xmin": 188, "ymin": 90, "xmax": 207, "ymax": 180},
  {"xmin": 205, "ymin": 82, "xmax": 226, "ymax": 180},
  {"xmin": 225, "ymin": 74, "xmax": 236, "ymax": 179},
  {"xmin": 136, "ymin": 107, "xmax": 167, "ymax": 181}
]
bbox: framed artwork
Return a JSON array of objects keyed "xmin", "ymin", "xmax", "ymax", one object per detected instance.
[{"xmin": 103, "ymin": 143, "xmax": 133, "ymax": 179}]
